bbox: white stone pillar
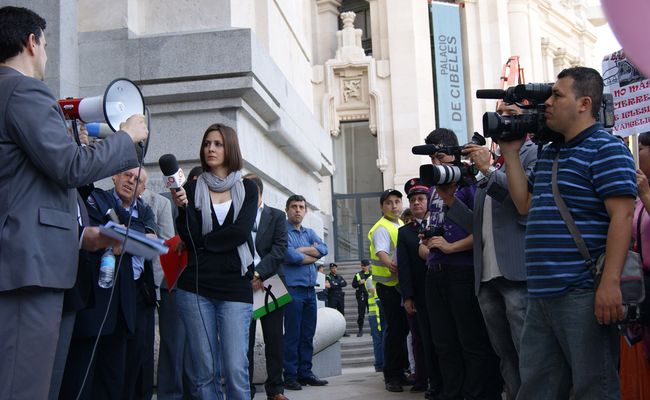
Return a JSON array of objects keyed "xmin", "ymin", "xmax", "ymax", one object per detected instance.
[{"xmin": 315, "ymin": 0, "xmax": 342, "ymax": 64}]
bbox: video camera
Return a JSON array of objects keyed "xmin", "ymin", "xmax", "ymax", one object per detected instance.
[
  {"xmin": 412, "ymin": 132, "xmax": 486, "ymax": 186},
  {"xmin": 476, "ymin": 83, "xmax": 615, "ymax": 144}
]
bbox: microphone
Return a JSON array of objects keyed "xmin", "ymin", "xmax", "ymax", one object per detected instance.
[
  {"xmin": 412, "ymin": 144, "xmax": 440, "ymax": 155},
  {"xmin": 158, "ymin": 154, "xmax": 186, "ymax": 190},
  {"xmin": 475, "ymin": 89, "xmax": 506, "ymax": 99}
]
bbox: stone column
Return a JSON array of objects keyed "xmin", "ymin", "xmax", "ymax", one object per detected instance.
[
  {"xmin": 315, "ymin": 0, "xmax": 342, "ymax": 65},
  {"xmin": 13, "ymin": 0, "xmax": 79, "ymax": 97}
]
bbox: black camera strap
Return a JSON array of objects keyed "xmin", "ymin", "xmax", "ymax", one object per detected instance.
[{"xmin": 551, "ymin": 153, "xmax": 594, "ymax": 269}]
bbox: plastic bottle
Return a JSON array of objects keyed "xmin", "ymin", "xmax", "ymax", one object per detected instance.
[{"xmin": 98, "ymin": 247, "xmax": 116, "ymax": 288}]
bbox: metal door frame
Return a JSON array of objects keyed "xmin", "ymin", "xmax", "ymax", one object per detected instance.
[{"xmin": 332, "ymin": 191, "xmax": 383, "ymax": 262}]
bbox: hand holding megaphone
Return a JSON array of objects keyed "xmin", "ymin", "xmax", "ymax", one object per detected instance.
[{"xmin": 119, "ymin": 114, "xmax": 148, "ymax": 144}]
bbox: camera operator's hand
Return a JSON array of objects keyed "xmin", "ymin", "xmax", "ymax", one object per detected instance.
[
  {"xmin": 463, "ymin": 144, "xmax": 492, "ymax": 174},
  {"xmin": 595, "ymin": 278, "xmax": 624, "ymax": 325},
  {"xmin": 426, "ymin": 236, "xmax": 454, "ymax": 254},
  {"xmin": 496, "ymin": 136, "xmax": 526, "ymax": 157},
  {"xmin": 120, "ymin": 114, "xmax": 149, "ymax": 144},
  {"xmin": 436, "ymin": 183, "xmax": 457, "ymax": 206}
]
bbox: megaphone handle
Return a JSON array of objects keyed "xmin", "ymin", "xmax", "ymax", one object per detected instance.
[{"xmin": 71, "ymin": 119, "xmax": 81, "ymax": 146}]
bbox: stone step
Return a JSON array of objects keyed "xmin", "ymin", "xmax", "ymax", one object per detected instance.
[
  {"xmin": 340, "ymin": 336, "xmax": 374, "ymax": 348},
  {"xmin": 341, "ymin": 356, "xmax": 377, "ymax": 368},
  {"xmin": 341, "ymin": 347, "xmax": 375, "ymax": 358}
]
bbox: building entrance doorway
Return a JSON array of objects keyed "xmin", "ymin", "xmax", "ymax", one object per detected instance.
[{"xmin": 332, "ymin": 121, "xmax": 383, "ymax": 261}]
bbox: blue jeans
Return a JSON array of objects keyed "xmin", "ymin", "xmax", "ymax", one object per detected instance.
[
  {"xmin": 368, "ymin": 303, "xmax": 385, "ymax": 369},
  {"xmin": 176, "ymin": 289, "xmax": 252, "ymax": 400},
  {"xmin": 477, "ymin": 278, "xmax": 527, "ymax": 398},
  {"xmin": 283, "ymin": 287, "xmax": 317, "ymax": 380},
  {"xmin": 517, "ymin": 289, "xmax": 620, "ymax": 400}
]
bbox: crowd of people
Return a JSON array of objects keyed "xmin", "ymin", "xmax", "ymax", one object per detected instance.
[{"xmin": 4, "ymin": 5, "xmax": 650, "ymax": 400}]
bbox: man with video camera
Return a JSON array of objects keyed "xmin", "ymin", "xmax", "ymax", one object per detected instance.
[
  {"xmin": 420, "ymin": 128, "xmax": 502, "ymax": 400},
  {"xmin": 443, "ymin": 103, "xmax": 536, "ymax": 399},
  {"xmin": 501, "ymin": 67, "xmax": 637, "ymax": 399}
]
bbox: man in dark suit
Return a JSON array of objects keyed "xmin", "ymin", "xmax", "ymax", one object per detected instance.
[
  {"xmin": 444, "ymin": 103, "xmax": 537, "ymax": 398},
  {"xmin": 60, "ymin": 167, "xmax": 157, "ymax": 400},
  {"xmin": 245, "ymin": 174, "xmax": 289, "ymax": 400},
  {"xmin": 397, "ymin": 179, "xmax": 443, "ymax": 398},
  {"xmin": 0, "ymin": 7, "xmax": 148, "ymax": 399}
]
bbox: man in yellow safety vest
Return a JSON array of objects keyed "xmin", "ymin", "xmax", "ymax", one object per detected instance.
[{"xmin": 367, "ymin": 189, "xmax": 407, "ymax": 392}]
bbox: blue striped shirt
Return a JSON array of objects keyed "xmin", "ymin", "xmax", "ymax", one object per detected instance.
[{"xmin": 525, "ymin": 124, "xmax": 637, "ymax": 297}]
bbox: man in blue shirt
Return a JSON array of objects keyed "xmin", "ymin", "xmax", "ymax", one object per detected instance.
[
  {"xmin": 501, "ymin": 67, "xmax": 637, "ymax": 399},
  {"xmin": 282, "ymin": 194, "xmax": 329, "ymax": 390}
]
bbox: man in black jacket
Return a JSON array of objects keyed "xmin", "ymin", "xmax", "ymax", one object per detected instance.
[
  {"xmin": 245, "ymin": 174, "xmax": 290, "ymax": 400},
  {"xmin": 351, "ymin": 259, "xmax": 372, "ymax": 337},
  {"xmin": 326, "ymin": 263, "xmax": 348, "ymax": 317},
  {"xmin": 397, "ymin": 178, "xmax": 443, "ymax": 399}
]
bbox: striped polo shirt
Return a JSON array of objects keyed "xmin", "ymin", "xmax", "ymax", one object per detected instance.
[{"xmin": 525, "ymin": 124, "xmax": 637, "ymax": 297}]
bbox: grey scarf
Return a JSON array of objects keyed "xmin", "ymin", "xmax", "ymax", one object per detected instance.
[{"xmin": 194, "ymin": 170, "xmax": 253, "ymax": 276}]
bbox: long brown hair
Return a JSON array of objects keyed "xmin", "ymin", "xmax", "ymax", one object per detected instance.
[{"xmin": 199, "ymin": 123, "xmax": 243, "ymax": 174}]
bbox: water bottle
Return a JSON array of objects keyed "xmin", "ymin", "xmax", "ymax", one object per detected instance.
[{"xmin": 98, "ymin": 247, "xmax": 115, "ymax": 288}]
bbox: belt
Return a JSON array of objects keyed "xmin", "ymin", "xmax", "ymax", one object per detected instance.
[{"xmin": 428, "ymin": 263, "xmax": 444, "ymax": 272}]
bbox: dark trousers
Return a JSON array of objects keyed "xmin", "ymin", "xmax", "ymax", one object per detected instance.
[
  {"xmin": 0, "ymin": 288, "xmax": 64, "ymax": 400},
  {"xmin": 328, "ymin": 292, "xmax": 345, "ymax": 315},
  {"xmin": 248, "ymin": 307, "xmax": 285, "ymax": 396},
  {"xmin": 407, "ymin": 313, "xmax": 427, "ymax": 387},
  {"xmin": 376, "ymin": 284, "xmax": 409, "ymax": 382},
  {"xmin": 157, "ymin": 288, "xmax": 193, "ymax": 400},
  {"xmin": 413, "ymin": 293, "xmax": 443, "ymax": 394},
  {"xmin": 60, "ymin": 329, "xmax": 129, "ymax": 400},
  {"xmin": 49, "ymin": 311, "xmax": 77, "ymax": 400},
  {"xmin": 123, "ymin": 280, "xmax": 155, "ymax": 400},
  {"xmin": 356, "ymin": 293, "xmax": 368, "ymax": 331},
  {"xmin": 425, "ymin": 265, "xmax": 502, "ymax": 400}
]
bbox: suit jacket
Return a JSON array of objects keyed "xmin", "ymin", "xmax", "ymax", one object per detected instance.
[
  {"xmin": 446, "ymin": 140, "xmax": 537, "ymax": 294},
  {"xmin": 254, "ymin": 205, "xmax": 288, "ymax": 280},
  {"xmin": 73, "ymin": 189, "xmax": 156, "ymax": 337},
  {"xmin": 140, "ymin": 188, "xmax": 175, "ymax": 288},
  {"xmin": 396, "ymin": 221, "xmax": 428, "ymax": 303},
  {"xmin": 0, "ymin": 66, "xmax": 139, "ymax": 292}
]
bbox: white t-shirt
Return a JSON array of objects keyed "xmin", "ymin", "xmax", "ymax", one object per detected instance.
[
  {"xmin": 212, "ymin": 199, "xmax": 232, "ymax": 225},
  {"xmin": 372, "ymin": 221, "xmax": 400, "ymax": 258}
]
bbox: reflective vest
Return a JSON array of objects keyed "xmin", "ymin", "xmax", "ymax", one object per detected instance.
[
  {"xmin": 365, "ymin": 276, "xmax": 381, "ymax": 331},
  {"xmin": 368, "ymin": 216, "xmax": 403, "ymax": 286}
]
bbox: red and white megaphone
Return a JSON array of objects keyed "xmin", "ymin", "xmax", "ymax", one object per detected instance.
[{"xmin": 58, "ymin": 78, "xmax": 145, "ymax": 132}]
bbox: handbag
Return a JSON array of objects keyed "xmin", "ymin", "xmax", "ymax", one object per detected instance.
[{"xmin": 551, "ymin": 153, "xmax": 645, "ymax": 310}]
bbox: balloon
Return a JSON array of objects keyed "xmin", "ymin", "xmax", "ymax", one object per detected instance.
[{"xmin": 602, "ymin": 0, "xmax": 650, "ymax": 77}]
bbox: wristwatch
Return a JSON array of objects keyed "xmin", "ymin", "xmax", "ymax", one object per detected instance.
[
  {"xmin": 484, "ymin": 165, "xmax": 497, "ymax": 179},
  {"xmin": 254, "ymin": 271, "xmax": 261, "ymax": 279}
]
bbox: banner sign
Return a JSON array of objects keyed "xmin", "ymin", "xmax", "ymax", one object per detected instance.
[
  {"xmin": 602, "ymin": 50, "xmax": 650, "ymax": 137},
  {"xmin": 430, "ymin": 2, "xmax": 468, "ymax": 144}
]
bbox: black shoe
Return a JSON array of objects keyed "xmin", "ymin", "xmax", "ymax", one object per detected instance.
[
  {"xmin": 356, "ymin": 331, "xmax": 363, "ymax": 337},
  {"xmin": 343, "ymin": 333, "xmax": 350, "ymax": 337},
  {"xmin": 410, "ymin": 383, "xmax": 428, "ymax": 393},
  {"xmin": 284, "ymin": 380, "xmax": 302, "ymax": 391},
  {"xmin": 298, "ymin": 375, "xmax": 329, "ymax": 386},
  {"xmin": 399, "ymin": 374, "xmax": 415, "ymax": 386},
  {"xmin": 374, "ymin": 366, "xmax": 383, "ymax": 372},
  {"xmin": 425, "ymin": 389, "xmax": 442, "ymax": 400},
  {"xmin": 385, "ymin": 380, "xmax": 403, "ymax": 392}
]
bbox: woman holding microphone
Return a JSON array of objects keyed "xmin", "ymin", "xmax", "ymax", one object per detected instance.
[{"xmin": 173, "ymin": 123, "xmax": 257, "ymax": 399}]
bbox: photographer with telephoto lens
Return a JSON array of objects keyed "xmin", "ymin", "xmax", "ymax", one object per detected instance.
[{"xmin": 419, "ymin": 128, "xmax": 502, "ymax": 400}]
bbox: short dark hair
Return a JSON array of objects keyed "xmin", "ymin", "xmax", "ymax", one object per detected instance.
[
  {"xmin": 199, "ymin": 124, "xmax": 243, "ymax": 174},
  {"xmin": 639, "ymin": 132, "xmax": 650, "ymax": 146},
  {"xmin": 425, "ymin": 127, "xmax": 459, "ymax": 147},
  {"xmin": 286, "ymin": 194, "xmax": 306, "ymax": 209},
  {"xmin": 187, "ymin": 166, "xmax": 203, "ymax": 181},
  {"xmin": 0, "ymin": 6, "xmax": 46, "ymax": 63},
  {"xmin": 243, "ymin": 173, "xmax": 263, "ymax": 195},
  {"xmin": 401, "ymin": 208, "xmax": 414, "ymax": 221},
  {"xmin": 557, "ymin": 67, "xmax": 603, "ymax": 119}
]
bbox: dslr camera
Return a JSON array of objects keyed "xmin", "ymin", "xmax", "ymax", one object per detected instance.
[
  {"xmin": 418, "ymin": 224, "xmax": 445, "ymax": 239},
  {"xmin": 476, "ymin": 83, "xmax": 615, "ymax": 144},
  {"xmin": 412, "ymin": 132, "xmax": 486, "ymax": 186}
]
